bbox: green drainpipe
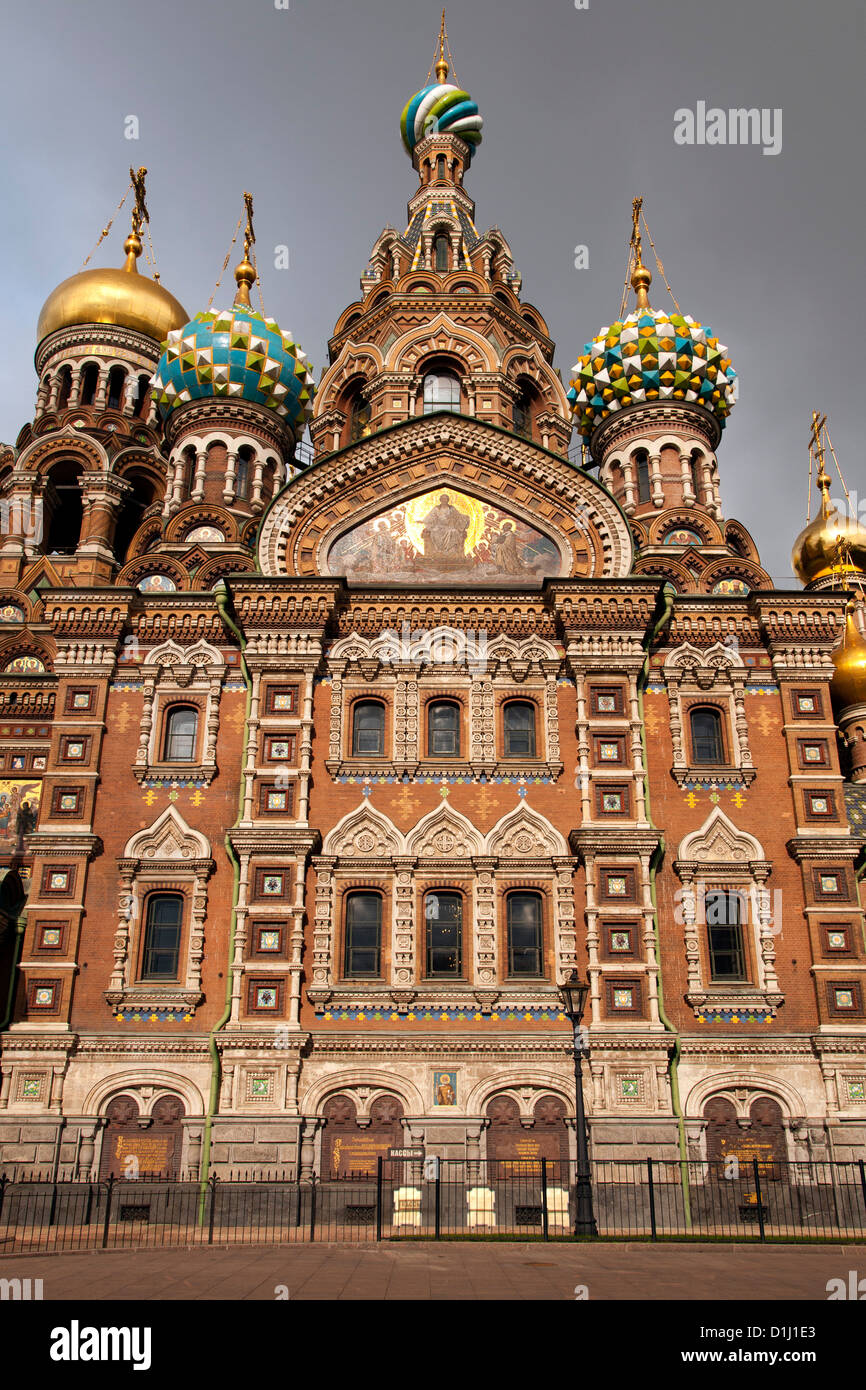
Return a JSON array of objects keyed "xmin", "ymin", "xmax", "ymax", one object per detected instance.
[
  {"xmin": 197, "ymin": 582, "xmax": 251, "ymax": 1218},
  {"xmin": 637, "ymin": 585, "xmax": 692, "ymax": 1228}
]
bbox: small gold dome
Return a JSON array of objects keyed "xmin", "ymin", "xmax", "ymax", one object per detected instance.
[
  {"xmin": 832, "ymin": 603, "xmax": 866, "ymax": 709},
  {"xmin": 791, "ymin": 460, "xmax": 866, "ymax": 587},
  {"xmin": 37, "ymin": 233, "xmax": 188, "ymax": 346}
]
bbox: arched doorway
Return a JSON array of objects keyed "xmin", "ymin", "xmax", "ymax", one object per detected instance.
[
  {"xmin": 704, "ymin": 1094, "xmax": 786, "ymax": 1176},
  {"xmin": 98, "ymin": 1092, "xmax": 186, "ymax": 1178},
  {"xmin": 320, "ymin": 1093, "xmax": 404, "ymax": 1179},
  {"xmin": 485, "ymin": 1093, "xmax": 569, "ymax": 1177}
]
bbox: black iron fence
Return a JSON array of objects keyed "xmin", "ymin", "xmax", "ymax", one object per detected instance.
[{"xmin": 1, "ymin": 1159, "xmax": 865, "ymax": 1249}]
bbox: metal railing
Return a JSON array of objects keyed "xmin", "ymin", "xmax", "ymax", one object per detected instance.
[{"xmin": 1, "ymin": 1159, "xmax": 864, "ymax": 1250}]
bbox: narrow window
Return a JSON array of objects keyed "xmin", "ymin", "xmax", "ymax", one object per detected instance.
[
  {"xmin": 434, "ymin": 235, "xmax": 450, "ymax": 272},
  {"xmin": 107, "ymin": 366, "xmax": 126, "ymax": 411},
  {"xmin": 690, "ymin": 708, "xmax": 724, "ymax": 764},
  {"xmin": 163, "ymin": 707, "xmax": 198, "ymax": 762},
  {"xmin": 690, "ymin": 450, "xmax": 703, "ymax": 499},
  {"xmin": 80, "ymin": 364, "xmax": 99, "ymax": 407},
  {"xmin": 235, "ymin": 446, "xmax": 253, "ymax": 499},
  {"xmin": 503, "ymin": 701, "xmax": 536, "ymax": 758},
  {"xmin": 705, "ymin": 890, "xmax": 747, "ymax": 981},
  {"xmin": 436, "ymin": 154, "xmax": 446, "ymax": 180},
  {"xmin": 344, "ymin": 891, "xmax": 382, "ymax": 977},
  {"xmin": 349, "ymin": 394, "xmax": 371, "ymax": 441},
  {"xmin": 141, "ymin": 894, "xmax": 183, "ymax": 980},
  {"xmin": 422, "ymin": 371, "xmax": 461, "ymax": 414},
  {"xmin": 513, "ymin": 392, "xmax": 531, "ymax": 438},
  {"xmin": 57, "ymin": 366, "xmax": 72, "ymax": 410},
  {"xmin": 428, "ymin": 701, "xmax": 460, "ymax": 756},
  {"xmin": 425, "ymin": 891, "xmax": 462, "ymax": 976},
  {"xmin": 352, "ymin": 701, "xmax": 385, "ymax": 756},
  {"xmin": 636, "ymin": 450, "xmax": 651, "ymax": 504},
  {"xmin": 507, "ymin": 892, "xmax": 543, "ymax": 977}
]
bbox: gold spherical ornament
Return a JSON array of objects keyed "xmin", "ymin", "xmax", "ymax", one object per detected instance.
[{"xmin": 831, "ymin": 603, "xmax": 866, "ymax": 710}]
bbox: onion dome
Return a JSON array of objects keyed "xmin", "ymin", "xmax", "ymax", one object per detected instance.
[
  {"xmin": 150, "ymin": 253, "xmax": 314, "ymax": 429},
  {"xmin": 792, "ymin": 459, "xmax": 866, "ymax": 588},
  {"xmin": 568, "ymin": 254, "xmax": 736, "ymax": 440},
  {"xmin": 37, "ymin": 227, "xmax": 187, "ymax": 346},
  {"xmin": 400, "ymin": 36, "xmax": 482, "ymax": 157},
  {"xmin": 832, "ymin": 602, "xmax": 866, "ymax": 709}
]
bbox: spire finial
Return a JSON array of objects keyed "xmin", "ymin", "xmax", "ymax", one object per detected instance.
[
  {"xmin": 435, "ymin": 10, "xmax": 449, "ymax": 83},
  {"xmin": 123, "ymin": 166, "xmax": 148, "ymax": 273},
  {"xmin": 234, "ymin": 191, "xmax": 257, "ymax": 307},
  {"xmin": 629, "ymin": 195, "xmax": 652, "ymax": 311},
  {"xmin": 810, "ymin": 410, "xmax": 832, "ymax": 521}
]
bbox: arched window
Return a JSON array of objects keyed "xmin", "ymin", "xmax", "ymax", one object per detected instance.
[
  {"xmin": 705, "ymin": 889, "xmax": 747, "ymax": 981},
  {"xmin": 503, "ymin": 701, "xmax": 537, "ymax": 758},
  {"xmin": 422, "ymin": 371, "xmax": 461, "ymax": 415},
  {"xmin": 635, "ymin": 450, "xmax": 651, "ymax": 504},
  {"xmin": 690, "ymin": 707, "xmax": 724, "ymax": 764},
  {"xmin": 235, "ymin": 445, "xmax": 254, "ymax": 499},
  {"xmin": 162, "ymin": 706, "xmax": 198, "ymax": 762},
  {"xmin": 427, "ymin": 700, "xmax": 460, "ymax": 756},
  {"xmin": 513, "ymin": 390, "xmax": 531, "ymax": 438},
  {"xmin": 352, "ymin": 700, "xmax": 385, "ymax": 756},
  {"xmin": 349, "ymin": 393, "xmax": 372, "ymax": 441},
  {"xmin": 57, "ymin": 366, "xmax": 73, "ymax": 410},
  {"xmin": 107, "ymin": 366, "xmax": 126, "ymax": 411},
  {"xmin": 507, "ymin": 891, "xmax": 543, "ymax": 977},
  {"xmin": 113, "ymin": 472, "xmax": 156, "ymax": 565},
  {"xmin": 80, "ymin": 363, "xmax": 99, "ymax": 407},
  {"xmin": 436, "ymin": 154, "xmax": 446, "ymax": 180},
  {"xmin": 133, "ymin": 374, "xmax": 150, "ymax": 418},
  {"xmin": 45, "ymin": 460, "xmax": 83, "ymax": 554},
  {"xmin": 344, "ymin": 891, "xmax": 382, "ymax": 977},
  {"xmin": 434, "ymin": 235, "xmax": 450, "ymax": 272},
  {"xmin": 425, "ymin": 890, "xmax": 462, "ymax": 976},
  {"xmin": 690, "ymin": 450, "xmax": 703, "ymax": 500},
  {"xmin": 141, "ymin": 893, "xmax": 183, "ymax": 980}
]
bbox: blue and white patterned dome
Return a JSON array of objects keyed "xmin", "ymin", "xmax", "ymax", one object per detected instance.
[{"xmin": 150, "ymin": 304, "xmax": 314, "ymax": 428}]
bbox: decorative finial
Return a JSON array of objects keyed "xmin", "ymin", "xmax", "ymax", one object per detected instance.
[
  {"xmin": 810, "ymin": 411, "xmax": 832, "ymax": 521},
  {"xmin": 123, "ymin": 166, "xmax": 149, "ymax": 273},
  {"xmin": 630, "ymin": 195, "xmax": 652, "ymax": 311},
  {"xmin": 234, "ymin": 191, "xmax": 257, "ymax": 307},
  {"xmin": 435, "ymin": 10, "xmax": 449, "ymax": 83}
]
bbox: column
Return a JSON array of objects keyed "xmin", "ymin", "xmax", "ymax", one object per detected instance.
[
  {"xmin": 191, "ymin": 450, "xmax": 207, "ymax": 501},
  {"xmin": 649, "ymin": 451, "xmax": 664, "ymax": 508}
]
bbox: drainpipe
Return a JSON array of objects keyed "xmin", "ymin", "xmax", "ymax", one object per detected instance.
[
  {"xmin": 637, "ymin": 585, "xmax": 693, "ymax": 1225},
  {"xmin": 196, "ymin": 582, "xmax": 250, "ymax": 1213}
]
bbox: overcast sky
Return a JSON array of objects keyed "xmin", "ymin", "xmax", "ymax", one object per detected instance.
[{"xmin": 1, "ymin": 0, "xmax": 862, "ymax": 585}]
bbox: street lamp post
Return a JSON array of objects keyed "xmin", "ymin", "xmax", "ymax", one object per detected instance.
[{"xmin": 559, "ymin": 970, "xmax": 597, "ymax": 1237}]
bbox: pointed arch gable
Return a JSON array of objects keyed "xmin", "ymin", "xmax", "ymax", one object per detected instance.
[
  {"xmin": 486, "ymin": 804, "xmax": 568, "ymax": 859},
  {"xmin": 124, "ymin": 805, "xmax": 212, "ymax": 863},
  {"xmin": 677, "ymin": 807, "xmax": 765, "ymax": 866},
  {"xmin": 405, "ymin": 804, "xmax": 483, "ymax": 860},
  {"xmin": 388, "ymin": 312, "xmax": 498, "ymax": 374},
  {"xmin": 323, "ymin": 802, "xmax": 404, "ymax": 858}
]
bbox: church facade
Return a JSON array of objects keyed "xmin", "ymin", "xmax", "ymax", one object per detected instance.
[{"xmin": 1, "ymin": 43, "xmax": 865, "ymax": 1184}]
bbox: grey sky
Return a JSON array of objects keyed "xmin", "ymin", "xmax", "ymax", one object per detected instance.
[{"xmin": 2, "ymin": 0, "xmax": 862, "ymax": 584}]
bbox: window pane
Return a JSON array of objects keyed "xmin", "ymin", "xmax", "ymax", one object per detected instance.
[
  {"xmin": 164, "ymin": 708, "xmax": 197, "ymax": 761},
  {"xmin": 352, "ymin": 702, "xmax": 384, "ymax": 756},
  {"xmin": 637, "ymin": 453, "xmax": 651, "ymax": 503},
  {"xmin": 423, "ymin": 372, "xmax": 460, "ymax": 415},
  {"xmin": 691, "ymin": 710, "xmax": 723, "ymax": 763},
  {"xmin": 504, "ymin": 702, "xmax": 536, "ymax": 757},
  {"xmin": 508, "ymin": 893, "xmax": 542, "ymax": 975},
  {"xmin": 428, "ymin": 702, "xmax": 459, "ymax": 755},
  {"xmin": 434, "ymin": 236, "xmax": 449, "ymax": 272},
  {"xmin": 706, "ymin": 891, "xmax": 746, "ymax": 980},
  {"xmin": 425, "ymin": 892, "xmax": 462, "ymax": 975},
  {"xmin": 345, "ymin": 893, "xmax": 381, "ymax": 976},
  {"xmin": 142, "ymin": 895, "xmax": 182, "ymax": 979}
]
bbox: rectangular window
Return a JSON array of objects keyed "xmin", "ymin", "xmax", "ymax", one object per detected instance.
[
  {"xmin": 425, "ymin": 891, "xmax": 463, "ymax": 976},
  {"xmin": 344, "ymin": 892, "xmax": 382, "ymax": 977},
  {"xmin": 705, "ymin": 889, "xmax": 747, "ymax": 981},
  {"xmin": 141, "ymin": 894, "xmax": 183, "ymax": 979},
  {"xmin": 507, "ymin": 893, "xmax": 543, "ymax": 977}
]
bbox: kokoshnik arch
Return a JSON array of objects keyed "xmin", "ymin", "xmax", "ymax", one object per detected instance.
[{"xmin": 0, "ymin": 23, "xmax": 865, "ymax": 1182}]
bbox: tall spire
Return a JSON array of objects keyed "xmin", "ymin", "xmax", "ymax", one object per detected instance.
[
  {"xmin": 629, "ymin": 195, "xmax": 652, "ymax": 311},
  {"xmin": 234, "ymin": 191, "xmax": 257, "ymax": 307},
  {"xmin": 435, "ymin": 10, "xmax": 449, "ymax": 83}
]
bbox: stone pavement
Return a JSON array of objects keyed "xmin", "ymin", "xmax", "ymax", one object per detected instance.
[{"xmin": 0, "ymin": 1241, "xmax": 859, "ymax": 1300}]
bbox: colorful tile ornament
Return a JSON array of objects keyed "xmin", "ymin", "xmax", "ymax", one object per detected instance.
[
  {"xmin": 315, "ymin": 1006, "xmax": 567, "ymax": 1023},
  {"xmin": 151, "ymin": 307, "xmax": 315, "ymax": 430},
  {"xmin": 846, "ymin": 1080, "xmax": 866, "ymax": 1103},
  {"xmin": 695, "ymin": 1007, "xmax": 776, "ymax": 1023},
  {"xmin": 568, "ymin": 309, "xmax": 737, "ymax": 438},
  {"xmin": 114, "ymin": 1008, "xmax": 195, "ymax": 1022}
]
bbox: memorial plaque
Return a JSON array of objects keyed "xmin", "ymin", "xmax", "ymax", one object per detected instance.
[{"xmin": 329, "ymin": 1132, "xmax": 394, "ymax": 1178}]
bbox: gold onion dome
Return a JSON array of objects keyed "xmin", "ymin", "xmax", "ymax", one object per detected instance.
[
  {"xmin": 791, "ymin": 469, "xmax": 866, "ymax": 587},
  {"xmin": 36, "ymin": 229, "xmax": 188, "ymax": 346},
  {"xmin": 831, "ymin": 602, "xmax": 866, "ymax": 709}
]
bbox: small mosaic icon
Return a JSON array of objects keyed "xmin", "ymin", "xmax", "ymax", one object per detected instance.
[
  {"xmin": 607, "ymin": 876, "xmax": 627, "ymax": 897},
  {"xmin": 834, "ymin": 989, "xmax": 855, "ymax": 1010},
  {"xmin": 48, "ymin": 872, "xmax": 69, "ymax": 891},
  {"xmin": 263, "ymin": 875, "xmax": 283, "ymax": 895},
  {"xmin": 71, "ymin": 692, "xmax": 91, "ymax": 709},
  {"xmin": 58, "ymin": 793, "xmax": 78, "ymax": 812},
  {"xmin": 266, "ymin": 791, "xmax": 288, "ymax": 811},
  {"xmin": 810, "ymin": 796, "xmax": 829, "ymax": 814},
  {"xmin": 32, "ymin": 756, "xmax": 47, "ymax": 771},
  {"xmin": 827, "ymin": 930, "xmax": 848, "ymax": 951},
  {"xmin": 34, "ymin": 987, "xmax": 55, "ymax": 1007},
  {"xmin": 20, "ymin": 1077, "xmax": 43, "ymax": 1100},
  {"xmin": 820, "ymin": 875, "xmax": 839, "ymax": 894},
  {"xmin": 613, "ymin": 988, "xmax": 634, "ymax": 1009},
  {"xmin": 40, "ymin": 927, "xmax": 62, "ymax": 948},
  {"xmin": 802, "ymin": 744, "xmax": 823, "ymax": 763},
  {"xmin": 10, "ymin": 756, "xmax": 25, "ymax": 771},
  {"xmin": 610, "ymin": 930, "xmax": 632, "ymax": 953},
  {"xmin": 596, "ymin": 693, "xmax": 617, "ymax": 712},
  {"xmin": 66, "ymin": 741, "xmax": 85, "ymax": 760},
  {"xmin": 269, "ymin": 741, "xmax": 291, "ymax": 760},
  {"xmin": 256, "ymin": 987, "xmax": 278, "ymax": 1009},
  {"xmin": 620, "ymin": 1076, "xmax": 641, "ymax": 1098},
  {"xmin": 602, "ymin": 792, "xmax": 623, "ymax": 813},
  {"xmin": 846, "ymin": 1080, "xmax": 866, "ymax": 1103},
  {"xmin": 250, "ymin": 1076, "xmax": 272, "ymax": 1099},
  {"xmin": 796, "ymin": 695, "xmax": 817, "ymax": 713},
  {"xmin": 599, "ymin": 742, "xmax": 620, "ymax": 762},
  {"xmin": 433, "ymin": 1070, "xmax": 457, "ymax": 1106},
  {"xmin": 271, "ymin": 692, "xmax": 294, "ymax": 711},
  {"xmin": 258, "ymin": 929, "xmax": 281, "ymax": 952}
]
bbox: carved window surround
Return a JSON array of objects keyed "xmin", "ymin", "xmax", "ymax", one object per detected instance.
[
  {"xmin": 106, "ymin": 807, "xmax": 214, "ymax": 1012},
  {"xmin": 324, "ymin": 632, "xmax": 563, "ymax": 781},
  {"xmin": 133, "ymin": 639, "xmax": 225, "ymax": 786},
  {"xmin": 664, "ymin": 641, "xmax": 755, "ymax": 788},
  {"xmin": 308, "ymin": 801, "xmax": 576, "ymax": 1011},
  {"xmin": 674, "ymin": 808, "xmax": 781, "ymax": 1013}
]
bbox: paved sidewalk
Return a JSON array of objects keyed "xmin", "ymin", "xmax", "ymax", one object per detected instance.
[{"xmin": 0, "ymin": 1242, "xmax": 858, "ymax": 1300}]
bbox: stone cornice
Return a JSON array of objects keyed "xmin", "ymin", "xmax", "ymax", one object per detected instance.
[
  {"xmin": 570, "ymin": 827, "xmax": 661, "ymax": 858},
  {"xmin": 229, "ymin": 827, "xmax": 321, "ymax": 855},
  {"xmin": 589, "ymin": 400, "xmax": 722, "ymax": 460},
  {"xmin": 786, "ymin": 836, "xmax": 857, "ymax": 863},
  {"xmin": 35, "ymin": 324, "xmax": 162, "ymax": 374},
  {"xmin": 25, "ymin": 833, "xmax": 102, "ymax": 859},
  {"xmin": 163, "ymin": 395, "xmax": 293, "ymax": 454}
]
